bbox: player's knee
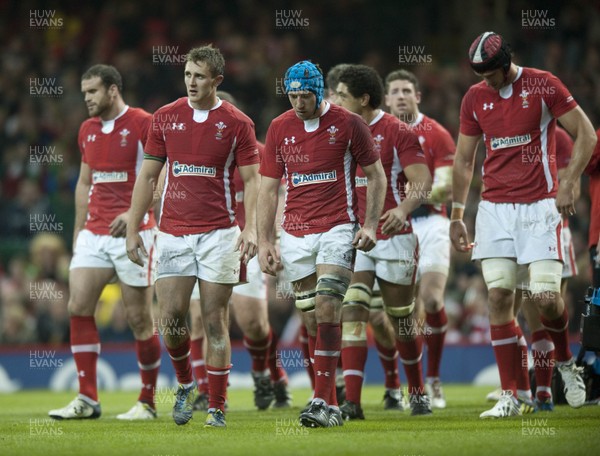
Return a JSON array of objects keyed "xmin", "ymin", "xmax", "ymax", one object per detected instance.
[
  {"xmin": 295, "ymin": 289, "xmax": 316, "ymax": 312},
  {"xmin": 240, "ymin": 317, "xmax": 269, "ymax": 340},
  {"xmin": 422, "ymin": 294, "xmax": 444, "ymax": 313},
  {"xmin": 529, "ymin": 260, "xmax": 562, "ymax": 295},
  {"xmin": 67, "ymin": 297, "xmax": 94, "ymax": 317},
  {"xmin": 481, "ymin": 258, "xmax": 517, "ymax": 291},
  {"xmin": 385, "ymin": 300, "xmax": 415, "ymax": 319},
  {"xmin": 316, "ymin": 273, "xmax": 350, "ymax": 301},
  {"xmin": 368, "ymin": 310, "xmax": 386, "ymax": 330},
  {"xmin": 205, "ymin": 319, "xmax": 228, "ymax": 340},
  {"xmin": 342, "ymin": 282, "xmax": 372, "ymax": 311},
  {"xmin": 342, "ymin": 321, "xmax": 367, "ymax": 343},
  {"xmin": 126, "ymin": 312, "xmax": 151, "ymax": 335}
]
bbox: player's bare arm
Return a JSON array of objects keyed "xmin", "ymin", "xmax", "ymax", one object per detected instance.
[
  {"xmin": 557, "ymin": 167, "xmax": 581, "ymax": 201},
  {"xmin": 555, "ymin": 106, "xmax": 597, "ymax": 217},
  {"xmin": 450, "ymin": 133, "xmax": 480, "ymax": 252},
  {"xmin": 152, "ymin": 164, "xmax": 167, "ymax": 220},
  {"xmin": 381, "ymin": 163, "xmax": 432, "ymax": 236},
  {"xmin": 354, "ymin": 159, "xmax": 386, "ymax": 251},
  {"xmin": 236, "ymin": 163, "xmax": 260, "ymax": 262},
  {"xmin": 73, "ymin": 161, "xmax": 92, "ymax": 252},
  {"xmin": 126, "ymin": 158, "xmax": 163, "ymax": 266},
  {"xmin": 256, "ymin": 175, "xmax": 281, "ymax": 275}
]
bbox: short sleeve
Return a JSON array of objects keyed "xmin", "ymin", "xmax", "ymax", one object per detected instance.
[
  {"xmin": 459, "ymin": 90, "xmax": 483, "ymax": 136},
  {"xmin": 260, "ymin": 121, "xmax": 285, "ymax": 179}
]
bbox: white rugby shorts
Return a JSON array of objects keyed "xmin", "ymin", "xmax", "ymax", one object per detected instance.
[
  {"xmin": 70, "ymin": 228, "xmax": 156, "ymax": 287},
  {"xmin": 354, "ymin": 233, "xmax": 419, "ymax": 285},
  {"xmin": 156, "ymin": 226, "xmax": 242, "ymax": 284},
  {"xmin": 279, "ymin": 223, "xmax": 358, "ymax": 282},
  {"xmin": 472, "ymin": 199, "xmax": 562, "ymax": 264},
  {"xmin": 190, "ymin": 255, "xmax": 265, "ymax": 300},
  {"xmin": 411, "ymin": 214, "xmax": 450, "ymax": 279}
]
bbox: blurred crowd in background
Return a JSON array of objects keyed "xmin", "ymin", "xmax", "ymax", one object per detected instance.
[{"xmin": 1, "ymin": 0, "xmax": 598, "ymax": 345}]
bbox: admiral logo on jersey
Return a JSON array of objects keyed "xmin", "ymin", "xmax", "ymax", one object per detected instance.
[
  {"xmin": 355, "ymin": 176, "xmax": 368, "ymax": 187},
  {"xmin": 490, "ymin": 133, "xmax": 531, "ymax": 150},
  {"xmin": 292, "ymin": 170, "xmax": 337, "ymax": 187},
  {"xmin": 172, "ymin": 161, "xmax": 217, "ymax": 177},
  {"xmin": 92, "ymin": 171, "xmax": 128, "ymax": 184}
]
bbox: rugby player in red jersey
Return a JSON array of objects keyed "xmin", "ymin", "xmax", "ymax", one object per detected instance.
[
  {"xmin": 385, "ymin": 69, "xmax": 456, "ymax": 409},
  {"xmin": 186, "ymin": 91, "xmax": 290, "ymax": 411},
  {"xmin": 335, "ymin": 64, "xmax": 433, "ymax": 419},
  {"xmin": 49, "ymin": 65, "xmax": 161, "ymax": 421},
  {"xmin": 126, "ymin": 46, "xmax": 260, "ymax": 428},
  {"xmin": 257, "ymin": 60, "xmax": 387, "ymax": 427},
  {"xmin": 451, "ymin": 31, "xmax": 596, "ymax": 418}
]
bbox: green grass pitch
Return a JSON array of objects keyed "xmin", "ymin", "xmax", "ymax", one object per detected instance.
[{"xmin": 0, "ymin": 385, "xmax": 598, "ymax": 456}]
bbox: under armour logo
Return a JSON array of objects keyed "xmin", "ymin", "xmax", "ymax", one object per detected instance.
[
  {"xmin": 284, "ymin": 136, "xmax": 296, "ymax": 145},
  {"xmin": 548, "ymin": 246, "xmax": 557, "ymax": 252},
  {"xmin": 316, "ymin": 370, "xmax": 330, "ymax": 377},
  {"xmin": 87, "ymin": 134, "xmax": 96, "ymax": 142},
  {"xmin": 483, "ymin": 103, "xmax": 494, "ymax": 110},
  {"xmin": 172, "ymin": 123, "xmax": 185, "ymax": 130},
  {"xmin": 78, "ymin": 370, "xmax": 85, "ymax": 377}
]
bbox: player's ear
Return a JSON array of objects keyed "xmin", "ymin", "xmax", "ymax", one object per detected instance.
[
  {"xmin": 214, "ymin": 74, "xmax": 224, "ymax": 88},
  {"xmin": 108, "ymin": 84, "xmax": 119, "ymax": 99},
  {"xmin": 361, "ymin": 93, "xmax": 370, "ymax": 108},
  {"xmin": 416, "ymin": 91, "xmax": 422, "ymax": 104}
]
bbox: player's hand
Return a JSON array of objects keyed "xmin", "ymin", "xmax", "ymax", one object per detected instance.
[
  {"xmin": 449, "ymin": 219, "xmax": 472, "ymax": 253},
  {"xmin": 109, "ymin": 212, "xmax": 130, "ymax": 238},
  {"xmin": 258, "ymin": 240, "xmax": 281, "ymax": 276},
  {"xmin": 352, "ymin": 226, "xmax": 377, "ymax": 252},
  {"xmin": 380, "ymin": 207, "xmax": 408, "ymax": 236},
  {"xmin": 126, "ymin": 233, "xmax": 147, "ymax": 267},
  {"xmin": 555, "ymin": 180, "xmax": 576, "ymax": 218},
  {"xmin": 236, "ymin": 227, "xmax": 257, "ymax": 264}
]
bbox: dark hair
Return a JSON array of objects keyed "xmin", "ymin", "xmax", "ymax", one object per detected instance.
[
  {"xmin": 385, "ymin": 69, "xmax": 420, "ymax": 94},
  {"xmin": 81, "ymin": 64, "xmax": 123, "ymax": 92},
  {"xmin": 337, "ymin": 64, "xmax": 383, "ymax": 109},
  {"xmin": 468, "ymin": 32, "xmax": 512, "ymax": 75},
  {"xmin": 325, "ymin": 63, "xmax": 351, "ymax": 91},
  {"xmin": 186, "ymin": 44, "xmax": 225, "ymax": 77}
]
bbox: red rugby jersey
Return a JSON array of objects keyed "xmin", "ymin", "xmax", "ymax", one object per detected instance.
[
  {"xmin": 78, "ymin": 106, "xmax": 156, "ymax": 234},
  {"xmin": 355, "ymin": 111, "xmax": 427, "ymax": 239},
  {"xmin": 460, "ymin": 67, "xmax": 577, "ymax": 203},
  {"xmin": 410, "ymin": 113, "xmax": 455, "ymax": 215},
  {"xmin": 260, "ymin": 103, "xmax": 379, "ymax": 235},
  {"xmin": 145, "ymin": 98, "xmax": 259, "ymax": 235}
]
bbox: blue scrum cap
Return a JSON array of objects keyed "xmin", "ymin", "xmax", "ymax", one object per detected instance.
[{"xmin": 284, "ymin": 60, "xmax": 324, "ymax": 106}]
